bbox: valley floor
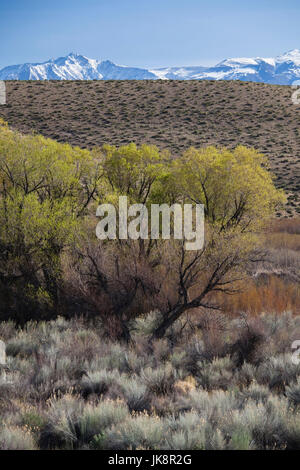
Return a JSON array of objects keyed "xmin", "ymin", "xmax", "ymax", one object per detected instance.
[{"xmin": 0, "ymin": 312, "xmax": 300, "ymax": 450}]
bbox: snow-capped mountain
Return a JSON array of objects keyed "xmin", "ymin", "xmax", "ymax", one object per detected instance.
[
  {"xmin": 189, "ymin": 50, "xmax": 300, "ymax": 84},
  {"xmin": 0, "ymin": 53, "xmax": 157, "ymax": 81},
  {"xmin": 1, "ymin": 50, "xmax": 300, "ymax": 84}
]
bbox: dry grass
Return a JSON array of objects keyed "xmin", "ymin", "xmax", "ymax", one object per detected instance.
[
  {"xmin": 216, "ymin": 218, "xmax": 300, "ymax": 316},
  {"xmin": 0, "ymin": 80, "xmax": 299, "ymax": 215},
  {"xmin": 268, "ymin": 218, "xmax": 300, "ymax": 235},
  {"xmin": 220, "ymin": 276, "xmax": 300, "ymax": 316}
]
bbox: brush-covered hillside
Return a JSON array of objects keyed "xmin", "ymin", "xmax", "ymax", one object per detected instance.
[{"xmin": 0, "ymin": 80, "xmax": 299, "ymax": 215}]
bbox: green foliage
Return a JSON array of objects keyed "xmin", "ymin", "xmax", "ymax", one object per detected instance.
[
  {"xmin": 0, "ymin": 120, "xmax": 286, "ymax": 335},
  {"xmin": 174, "ymin": 145, "xmax": 286, "ymax": 230},
  {"xmin": 0, "ymin": 121, "xmax": 102, "ymax": 321},
  {"xmin": 101, "ymin": 142, "xmax": 171, "ymax": 205}
]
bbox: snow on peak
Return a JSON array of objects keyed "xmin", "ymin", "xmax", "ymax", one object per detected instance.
[
  {"xmin": 260, "ymin": 57, "xmax": 276, "ymax": 66},
  {"xmin": 218, "ymin": 57, "xmax": 259, "ymax": 67},
  {"xmin": 276, "ymin": 49, "xmax": 300, "ymax": 65},
  {"xmin": 218, "ymin": 56, "xmax": 276, "ymax": 68}
]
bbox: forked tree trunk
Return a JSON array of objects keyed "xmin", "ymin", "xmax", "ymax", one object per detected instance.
[{"xmin": 152, "ymin": 304, "xmax": 187, "ymax": 339}]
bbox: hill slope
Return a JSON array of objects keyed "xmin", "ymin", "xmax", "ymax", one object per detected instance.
[{"xmin": 0, "ymin": 80, "xmax": 299, "ymax": 215}]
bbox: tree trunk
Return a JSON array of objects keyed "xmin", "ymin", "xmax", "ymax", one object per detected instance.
[
  {"xmin": 42, "ymin": 266, "xmax": 59, "ymax": 309},
  {"xmin": 152, "ymin": 304, "xmax": 187, "ymax": 339}
]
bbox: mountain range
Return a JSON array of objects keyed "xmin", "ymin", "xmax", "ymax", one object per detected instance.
[{"xmin": 1, "ymin": 50, "xmax": 300, "ymax": 85}]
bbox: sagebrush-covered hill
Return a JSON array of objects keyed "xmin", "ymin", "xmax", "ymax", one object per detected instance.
[{"xmin": 1, "ymin": 79, "xmax": 299, "ymax": 215}]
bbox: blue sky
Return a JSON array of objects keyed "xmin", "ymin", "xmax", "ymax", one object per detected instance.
[{"xmin": 1, "ymin": 0, "xmax": 299, "ymax": 69}]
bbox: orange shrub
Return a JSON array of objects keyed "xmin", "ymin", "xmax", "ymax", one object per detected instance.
[{"xmin": 218, "ymin": 276, "xmax": 300, "ymax": 316}]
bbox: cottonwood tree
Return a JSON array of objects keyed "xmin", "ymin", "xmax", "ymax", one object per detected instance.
[
  {"xmin": 76, "ymin": 143, "xmax": 285, "ymax": 341},
  {"xmin": 151, "ymin": 146, "xmax": 286, "ymax": 338},
  {"xmin": 71, "ymin": 143, "xmax": 172, "ymax": 340},
  {"xmin": 0, "ymin": 120, "xmax": 102, "ymax": 321}
]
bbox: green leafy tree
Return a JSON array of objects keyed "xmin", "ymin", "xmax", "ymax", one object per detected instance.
[
  {"xmin": 0, "ymin": 120, "xmax": 102, "ymax": 320},
  {"xmin": 75, "ymin": 142, "xmax": 285, "ymax": 340},
  {"xmin": 151, "ymin": 146, "xmax": 286, "ymax": 338}
]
